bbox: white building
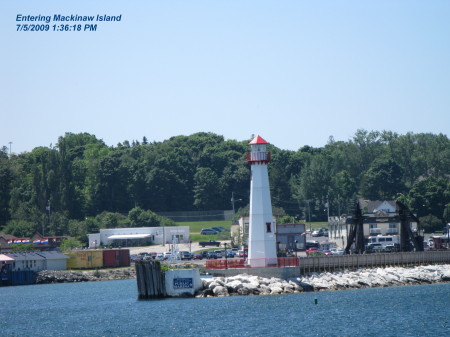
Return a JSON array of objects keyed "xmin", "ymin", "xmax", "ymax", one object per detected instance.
[
  {"xmin": 5, "ymin": 252, "xmax": 46, "ymax": 272},
  {"xmin": 246, "ymin": 135, "xmax": 277, "ymax": 267},
  {"xmin": 87, "ymin": 226, "xmax": 190, "ymax": 248},
  {"xmin": 38, "ymin": 251, "xmax": 70, "ymax": 270}
]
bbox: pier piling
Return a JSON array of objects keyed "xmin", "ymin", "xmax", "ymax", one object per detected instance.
[{"xmin": 135, "ymin": 260, "xmax": 166, "ymax": 299}]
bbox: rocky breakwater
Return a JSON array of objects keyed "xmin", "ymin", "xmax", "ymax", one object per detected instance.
[
  {"xmin": 36, "ymin": 268, "xmax": 136, "ymax": 284},
  {"xmin": 199, "ymin": 265, "xmax": 450, "ymax": 297},
  {"xmin": 297, "ymin": 264, "xmax": 450, "ymax": 291},
  {"xmin": 199, "ymin": 274, "xmax": 312, "ymax": 297}
]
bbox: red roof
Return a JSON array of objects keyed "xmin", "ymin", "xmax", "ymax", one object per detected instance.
[{"xmin": 249, "ymin": 135, "xmax": 269, "ymax": 145}]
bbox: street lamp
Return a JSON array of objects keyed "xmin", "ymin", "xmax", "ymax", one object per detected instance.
[
  {"xmin": 306, "ymin": 200, "xmax": 312, "ymax": 233},
  {"xmin": 294, "ymin": 240, "xmax": 298, "ymax": 257},
  {"xmin": 231, "ymin": 192, "xmax": 242, "ymax": 214},
  {"xmin": 223, "ymin": 242, "xmax": 228, "ymax": 269}
]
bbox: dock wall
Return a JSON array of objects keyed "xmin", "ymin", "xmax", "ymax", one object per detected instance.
[{"xmin": 208, "ymin": 251, "xmax": 450, "ymax": 278}]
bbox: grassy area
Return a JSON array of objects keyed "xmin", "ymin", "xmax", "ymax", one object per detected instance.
[
  {"xmin": 174, "ymin": 220, "xmax": 232, "ymax": 234},
  {"xmin": 173, "ymin": 220, "xmax": 331, "ymax": 242},
  {"xmin": 190, "ymin": 231, "xmax": 231, "ymax": 241},
  {"xmin": 173, "ymin": 220, "xmax": 232, "ymax": 242}
]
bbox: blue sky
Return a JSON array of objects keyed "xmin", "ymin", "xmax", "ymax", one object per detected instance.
[{"xmin": 1, "ymin": 1, "xmax": 449, "ymax": 154}]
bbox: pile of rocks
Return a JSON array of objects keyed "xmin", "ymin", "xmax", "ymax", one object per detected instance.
[
  {"xmin": 36, "ymin": 268, "xmax": 136, "ymax": 284},
  {"xmin": 198, "ymin": 264, "xmax": 450, "ymax": 297},
  {"xmin": 296, "ymin": 264, "xmax": 450, "ymax": 291},
  {"xmin": 199, "ymin": 274, "xmax": 312, "ymax": 297}
]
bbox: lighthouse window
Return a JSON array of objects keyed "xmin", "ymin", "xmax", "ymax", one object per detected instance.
[{"xmin": 266, "ymin": 222, "xmax": 272, "ymax": 233}]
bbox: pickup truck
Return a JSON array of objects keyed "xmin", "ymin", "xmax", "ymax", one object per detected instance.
[{"xmin": 199, "ymin": 240, "xmax": 221, "ymax": 247}]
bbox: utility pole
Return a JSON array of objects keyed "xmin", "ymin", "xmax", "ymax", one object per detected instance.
[
  {"xmin": 231, "ymin": 192, "xmax": 235, "ymax": 213},
  {"xmin": 231, "ymin": 192, "xmax": 242, "ymax": 214},
  {"xmin": 45, "ymin": 200, "xmax": 51, "ymax": 237},
  {"xmin": 8, "ymin": 142, "xmax": 12, "ymax": 157},
  {"xmin": 306, "ymin": 200, "xmax": 312, "ymax": 233}
]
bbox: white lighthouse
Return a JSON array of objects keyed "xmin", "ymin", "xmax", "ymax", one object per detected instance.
[{"xmin": 246, "ymin": 135, "xmax": 277, "ymax": 267}]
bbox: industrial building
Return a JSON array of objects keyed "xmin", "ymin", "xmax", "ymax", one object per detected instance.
[{"xmin": 87, "ymin": 226, "xmax": 190, "ymax": 248}]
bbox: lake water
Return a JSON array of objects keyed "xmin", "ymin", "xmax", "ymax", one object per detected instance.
[{"xmin": 1, "ymin": 279, "xmax": 449, "ymax": 337}]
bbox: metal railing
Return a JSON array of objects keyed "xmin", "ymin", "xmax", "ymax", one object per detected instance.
[
  {"xmin": 298, "ymin": 251, "xmax": 450, "ymax": 274},
  {"xmin": 206, "ymin": 257, "xmax": 299, "ymax": 270},
  {"xmin": 246, "ymin": 152, "xmax": 271, "ymax": 163}
]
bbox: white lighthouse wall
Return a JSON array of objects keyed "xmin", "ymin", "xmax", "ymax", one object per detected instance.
[{"xmin": 248, "ymin": 163, "xmax": 277, "ymax": 266}]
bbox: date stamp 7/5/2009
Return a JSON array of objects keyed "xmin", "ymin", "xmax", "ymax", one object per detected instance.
[
  {"xmin": 17, "ymin": 24, "xmax": 98, "ymax": 32},
  {"xmin": 15, "ymin": 14, "xmax": 122, "ymax": 32}
]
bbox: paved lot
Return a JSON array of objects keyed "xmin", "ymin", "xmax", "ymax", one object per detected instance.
[{"xmin": 129, "ymin": 241, "xmax": 232, "ymax": 255}]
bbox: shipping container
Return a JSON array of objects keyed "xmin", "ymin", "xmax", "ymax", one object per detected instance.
[
  {"xmin": 66, "ymin": 250, "xmax": 103, "ymax": 269},
  {"xmin": 103, "ymin": 249, "xmax": 130, "ymax": 268},
  {"xmin": 118, "ymin": 249, "xmax": 130, "ymax": 267}
]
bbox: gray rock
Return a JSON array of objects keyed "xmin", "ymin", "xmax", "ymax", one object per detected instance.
[{"xmin": 213, "ymin": 286, "xmax": 229, "ymax": 296}]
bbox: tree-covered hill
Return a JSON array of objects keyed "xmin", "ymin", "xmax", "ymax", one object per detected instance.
[{"xmin": 1, "ymin": 129, "xmax": 449, "ymax": 240}]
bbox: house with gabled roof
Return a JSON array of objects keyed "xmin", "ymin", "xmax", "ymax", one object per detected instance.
[{"xmin": 328, "ymin": 200, "xmax": 418, "ymax": 248}]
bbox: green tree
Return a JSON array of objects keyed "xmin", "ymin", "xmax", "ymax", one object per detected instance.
[
  {"xmin": 193, "ymin": 167, "xmax": 222, "ymax": 209},
  {"xmin": 419, "ymin": 214, "xmax": 443, "ymax": 233},
  {"xmin": 61, "ymin": 237, "xmax": 84, "ymax": 251},
  {"xmin": 128, "ymin": 207, "xmax": 161, "ymax": 227},
  {"xmin": 0, "ymin": 156, "xmax": 13, "ymax": 224},
  {"xmin": 3, "ymin": 220, "xmax": 37, "ymax": 237},
  {"xmin": 360, "ymin": 157, "xmax": 405, "ymax": 200},
  {"xmin": 408, "ymin": 176, "xmax": 450, "ymax": 219}
]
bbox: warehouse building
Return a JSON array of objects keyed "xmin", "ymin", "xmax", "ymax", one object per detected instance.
[{"xmin": 87, "ymin": 226, "xmax": 190, "ymax": 248}]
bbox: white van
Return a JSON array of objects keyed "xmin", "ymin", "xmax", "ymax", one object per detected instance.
[
  {"xmin": 368, "ymin": 235, "xmax": 400, "ymax": 247},
  {"xmin": 368, "ymin": 235, "xmax": 400, "ymax": 251}
]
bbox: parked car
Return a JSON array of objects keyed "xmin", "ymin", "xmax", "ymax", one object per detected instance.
[
  {"xmin": 200, "ymin": 228, "xmax": 219, "ymax": 235},
  {"xmin": 199, "ymin": 240, "xmax": 221, "ymax": 247},
  {"xmin": 193, "ymin": 253, "xmax": 203, "ymax": 260},
  {"xmin": 206, "ymin": 251, "xmax": 217, "ymax": 259},
  {"xmin": 312, "ymin": 228, "xmax": 327, "ymax": 237},
  {"xmin": 212, "ymin": 226, "xmax": 228, "ymax": 232},
  {"xmin": 164, "ymin": 252, "xmax": 180, "ymax": 260},
  {"xmin": 306, "ymin": 240, "xmax": 320, "ymax": 249},
  {"xmin": 330, "ymin": 248, "xmax": 344, "ymax": 255},
  {"xmin": 180, "ymin": 251, "xmax": 192, "ymax": 260},
  {"xmin": 155, "ymin": 253, "xmax": 164, "ymax": 260},
  {"xmin": 367, "ymin": 243, "xmax": 384, "ymax": 252},
  {"xmin": 323, "ymin": 250, "xmax": 333, "ymax": 256},
  {"xmin": 130, "ymin": 254, "xmax": 140, "ymax": 262},
  {"xmin": 226, "ymin": 250, "xmax": 235, "ymax": 258},
  {"xmin": 306, "ymin": 247, "xmax": 323, "ymax": 256},
  {"xmin": 311, "ymin": 230, "xmax": 322, "ymax": 237},
  {"xmin": 238, "ymin": 249, "xmax": 248, "ymax": 257},
  {"xmin": 214, "ymin": 250, "xmax": 223, "ymax": 258}
]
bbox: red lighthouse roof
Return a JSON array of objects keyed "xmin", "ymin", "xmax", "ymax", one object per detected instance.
[{"xmin": 249, "ymin": 135, "xmax": 269, "ymax": 145}]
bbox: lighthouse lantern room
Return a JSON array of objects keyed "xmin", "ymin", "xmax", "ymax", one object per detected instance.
[{"xmin": 246, "ymin": 135, "xmax": 277, "ymax": 267}]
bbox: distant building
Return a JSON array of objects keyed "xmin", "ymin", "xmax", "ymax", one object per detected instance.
[
  {"xmin": 276, "ymin": 223, "xmax": 306, "ymax": 251},
  {"xmin": 2, "ymin": 251, "xmax": 69, "ymax": 272},
  {"xmin": 234, "ymin": 216, "xmax": 277, "ymax": 249},
  {"xmin": 234, "ymin": 217, "xmax": 306, "ymax": 251},
  {"xmin": 327, "ymin": 200, "xmax": 419, "ymax": 248},
  {"xmin": 87, "ymin": 226, "xmax": 190, "ymax": 248},
  {"xmin": 38, "ymin": 251, "xmax": 70, "ymax": 270},
  {"xmin": 0, "ymin": 232, "xmax": 67, "ymax": 252}
]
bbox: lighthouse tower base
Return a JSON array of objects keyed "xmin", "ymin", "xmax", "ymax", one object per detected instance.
[{"xmin": 247, "ymin": 165, "xmax": 277, "ymax": 268}]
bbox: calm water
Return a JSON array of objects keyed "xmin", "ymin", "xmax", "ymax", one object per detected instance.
[{"xmin": 1, "ymin": 279, "xmax": 449, "ymax": 337}]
